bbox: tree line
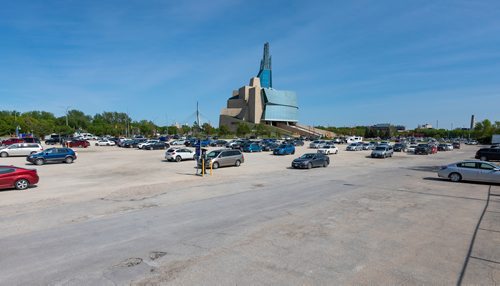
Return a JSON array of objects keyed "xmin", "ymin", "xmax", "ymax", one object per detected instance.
[
  {"xmin": 316, "ymin": 119, "xmax": 500, "ymax": 143},
  {"xmin": 0, "ymin": 110, "xmax": 277, "ymax": 138}
]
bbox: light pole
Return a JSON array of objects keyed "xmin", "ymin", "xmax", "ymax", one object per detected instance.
[{"xmin": 65, "ymin": 106, "xmax": 71, "ymax": 126}]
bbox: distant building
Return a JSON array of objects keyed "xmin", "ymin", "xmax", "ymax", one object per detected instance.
[
  {"xmin": 219, "ymin": 43, "xmax": 299, "ymax": 131},
  {"xmin": 418, "ymin": 123, "xmax": 433, "ymax": 129}
]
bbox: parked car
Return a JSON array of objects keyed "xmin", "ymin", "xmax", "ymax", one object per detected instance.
[
  {"xmin": 465, "ymin": 140, "xmax": 478, "ymax": 145},
  {"xmin": 198, "ymin": 149, "xmax": 244, "ymax": 169},
  {"xmin": 0, "ymin": 143, "xmax": 44, "ymax": 157},
  {"xmin": 67, "ymin": 140, "xmax": 90, "ymax": 148},
  {"xmin": 210, "ymin": 140, "xmax": 228, "ymax": 147},
  {"xmin": 170, "ymin": 140, "xmax": 186, "ymax": 146},
  {"xmin": 45, "ymin": 138, "xmax": 61, "ymax": 145},
  {"xmin": 437, "ymin": 161, "xmax": 500, "ymax": 183},
  {"xmin": 27, "ymin": 148, "xmax": 77, "ymax": 165},
  {"xmin": 137, "ymin": 140, "xmax": 159, "ymax": 149},
  {"xmin": 437, "ymin": 143, "xmax": 448, "ymax": 151},
  {"xmin": 262, "ymin": 143, "xmax": 279, "ymax": 152},
  {"xmin": 95, "ymin": 139, "xmax": 116, "ymax": 146},
  {"xmin": 475, "ymin": 147, "xmax": 500, "ymax": 161},
  {"xmin": 22, "ymin": 138, "xmax": 41, "ymax": 144},
  {"xmin": 393, "ymin": 143, "xmax": 407, "ymax": 152},
  {"xmin": 273, "ymin": 144, "xmax": 295, "ymax": 155},
  {"xmin": 293, "ymin": 140, "xmax": 305, "ymax": 146},
  {"xmin": 291, "ymin": 153, "xmax": 330, "ymax": 169},
  {"xmin": 309, "ymin": 140, "xmax": 325, "ymax": 148},
  {"xmin": 144, "ymin": 142, "xmax": 169, "ymax": 150},
  {"xmin": 407, "ymin": 144, "xmax": 418, "ymax": 153},
  {"xmin": 242, "ymin": 143, "xmax": 262, "ymax": 152},
  {"xmin": 1, "ymin": 138, "xmax": 24, "ymax": 146},
  {"xmin": 0, "ymin": 165, "xmax": 39, "ymax": 190},
  {"xmin": 362, "ymin": 142, "xmax": 375, "ymax": 150},
  {"xmin": 317, "ymin": 145, "xmax": 339, "ymax": 155},
  {"xmin": 165, "ymin": 148, "xmax": 196, "ymax": 162},
  {"xmin": 452, "ymin": 142, "xmax": 461, "ymax": 149},
  {"xmin": 415, "ymin": 144, "xmax": 432, "ymax": 155},
  {"xmin": 371, "ymin": 145, "xmax": 394, "ymax": 158},
  {"xmin": 346, "ymin": 143, "xmax": 363, "ymax": 151}
]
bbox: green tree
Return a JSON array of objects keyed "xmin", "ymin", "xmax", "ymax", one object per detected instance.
[{"xmin": 236, "ymin": 123, "xmax": 251, "ymax": 137}]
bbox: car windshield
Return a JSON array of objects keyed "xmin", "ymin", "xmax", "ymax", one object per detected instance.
[
  {"xmin": 207, "ymin": 150, "xmax": 221, "ymax": 159},
  {"xmin": 300, "ymin": 154, "xmax": 315, "ymax": 159},
  {"xmin": 375, "ymin": 147, "xmax": 386, "ymax": 151}
]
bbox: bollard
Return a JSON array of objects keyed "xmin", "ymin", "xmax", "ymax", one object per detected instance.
[{"xmin": 202, "ymin": 158, "xmax": 205, "ymax": 177}]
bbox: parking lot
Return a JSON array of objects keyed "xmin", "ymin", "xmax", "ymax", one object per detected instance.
[{"xmin": 0, "ymin": 143, "xmax": 499, "ymax": 284}]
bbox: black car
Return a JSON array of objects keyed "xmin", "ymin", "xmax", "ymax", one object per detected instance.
[
  {"xmin": 262, "ymin": 143, "xmax": 279, "ymax": 151},
  {"xmin": 393, "ymin": 143, "xmax": 407, "ymax": 152},
  {"xmin": 122, "ymin": 139, "xmax": 147, "ymax": 148},
  {"xmin": 452, "ymin": 142, "xmax": 461, "ymax": 149},
  {"xmin": 45, "ymin": 138, "xmax": 61, "ymax": 145},
  {"xmin": 210, "ymin": 140, "xmax": 228, "ymax": 147},
  {"xmin": 291, "ymin": 153, "xmax": 330, "ymax": 169},
  {"xmin": 144, "ymin": 142, "xmax": 169, "ymax": 150},
  {"xmin": 414, "ymin": 144, "xmax": 431, "ymax": 155},
  {"xmin": 475, "ymin": 148, "xmax": 500, "ymax": 161}
]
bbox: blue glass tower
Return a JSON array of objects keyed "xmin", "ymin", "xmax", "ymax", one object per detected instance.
[{"xmin": 257, "ymin": 42, "xmax": 272, "ymax": 88}]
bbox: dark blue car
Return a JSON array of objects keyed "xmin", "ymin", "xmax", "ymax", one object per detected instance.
[
  {"xmin": 27, "ymin": 147, "xmax": 77, "ymax": 165},
  {"xmin": 273, "ymin": 144, "xmax": 295, "ymax": 155}
]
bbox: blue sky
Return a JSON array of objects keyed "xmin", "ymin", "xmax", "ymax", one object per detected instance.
[{"xmin": 1, "ymin": 0, "xmax": 499, "ymax": 129}]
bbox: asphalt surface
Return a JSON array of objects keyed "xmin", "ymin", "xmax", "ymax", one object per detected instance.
[{"xmin": 0, "ymin": 144, "xmax": 498, "ymax": 285}]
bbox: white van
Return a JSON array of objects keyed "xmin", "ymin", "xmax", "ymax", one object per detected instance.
[{"xmin": 346, "ymin": 136, "xmax": 363, "ymax": 144}]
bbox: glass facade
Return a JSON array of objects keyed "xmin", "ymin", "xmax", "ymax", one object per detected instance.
[{"xmin": 262, "ymin": 88, "xmax": 298, "ymax": 122}]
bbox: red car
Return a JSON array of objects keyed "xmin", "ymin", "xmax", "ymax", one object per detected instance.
[
  {"xmin": 67, "ymin": 140, "xmax": 90, "ymax": 148},
  {"xmin": 0, "ymin": 165, "xmax": 39, "ymax": 190},
  {"xmin": 1, "ymin": 138, "xmax": 24, "ymax": 146}
]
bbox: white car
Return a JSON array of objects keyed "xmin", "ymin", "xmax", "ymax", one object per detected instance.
[
  {"xmin": 165, "ymin": 148, "xmax": 196, "ymax": 162},
  {"xmin": 407, "ymin": 144, "xmax": 418, "ymax": 153},
  {"xmin": 137, "ymin": 140, "xmax": 159, "ymax": 149},
  {"xmin": 317, "ymin": 145, "xmax": 339, "ymax": 155},
  {"xmin": 170, "ymin": 140, "xmax": 186, "ymax": 146},
  {"xmin": 95, "ymin": 139, "xmax": 116, "ymax": 146}
]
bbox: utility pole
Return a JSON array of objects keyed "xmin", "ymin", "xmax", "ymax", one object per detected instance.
[{"xmin": 65, "ymin": 107, "xmax": 70, "ymax": 126}]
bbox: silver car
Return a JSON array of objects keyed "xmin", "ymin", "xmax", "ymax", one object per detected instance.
[
  {"xmin": 198, "ymin": 149, "xmax": 244, "ymax": 169},
  {"xmin": 0, "ymin": 143, "xmax": 44, "ymax": 157},
  {"xmin": 438, "ymin": 161, "xmax": 500, "ymax": 183},
  {"xmin": 371, "ymin": 145, "xmax": 394, "ymax": 158}
]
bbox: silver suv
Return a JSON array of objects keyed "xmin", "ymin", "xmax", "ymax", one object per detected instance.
[
  {"xmin": 198, "ymin": 149, "xmax": 244, "ymax": 169},
  {"xmin": 0, "ymin": 143, "xmax": 44, "ymax": 157}
]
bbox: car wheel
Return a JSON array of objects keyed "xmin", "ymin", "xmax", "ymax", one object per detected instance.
[
  {"xmin": 65, "ymin": 157, "xmax": 73, "ymax": 164},
  {"xmin": 449, "ymin": 172, "xmax": 462, "ymax": 182},
  {"xmin": 335, "ymin": 150, "xmax": 338, "ymax": 154},
  {"xmin": 0, "ymin": 152, "xmax": 8, "ymax": 158},
  {"xmin": 175, "ymin": 156, "xmax": 182, "ymax": 162},
  {"xmin": 212, "ymin": 162, "xmax": 219, "ymax": 169},
  {"xmin": 292, "ymin": 150, "xmax": 295, "ymax": 155},
  {"xmin": 95, "ymin": 143, "xmax": 99, "ymax": 146},
  {"xmin": 480, "ymin": 156, "xmax": 487, "ymax": 161},
  {"xmin": 35, "ymin": 159, "xmax": 44, "ymax": 165},
  {"xmin": 235, "ymin": 160, "xmax": 241, "ymax": 167},
  {"xmin": 323, "ymin": 161, "xmax": 328, "ymax": 167},
  {"xmin": 15, "ymin": 179, "xmax": 29, "ymax": 190},
  {"xmin": 307, "ymin": 162, "xmax": 312, "ymax": 169}
]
